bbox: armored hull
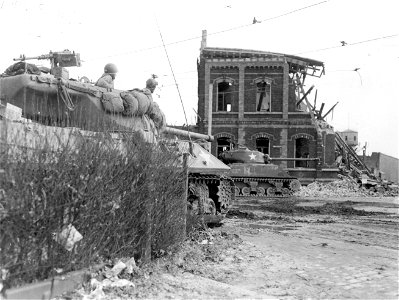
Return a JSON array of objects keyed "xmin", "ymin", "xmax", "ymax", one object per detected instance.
[
  {"xmin": 0, "ymin": 72, "xmax": 163, "ymax": 140},
  {"xmin": 0, "ymin": 57, "xmax": 234, "ymax": 221},
  {"xmin": 168, "ymin": 140, "xmax": 235, "ymax": 221},
  {"xmin": 220, "ymin": 147, "xmax": 301, "ymax": 197}
]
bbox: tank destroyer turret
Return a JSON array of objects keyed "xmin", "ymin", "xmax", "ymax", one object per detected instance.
[{"xmin": 219, "ymin": 146, "xmax": 301, "ymax": 197}]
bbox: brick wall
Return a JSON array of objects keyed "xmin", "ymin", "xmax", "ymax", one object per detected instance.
[
  {"xmin": 197, "ymin": 59, "xmax": 206, "ymax": 132},
  {"xmin": 197, "ymin": 52, "xmax": 337, "ymax": 175}
]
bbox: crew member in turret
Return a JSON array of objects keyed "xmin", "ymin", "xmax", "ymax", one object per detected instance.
[
  {"xmin": 95, "ymin": 63, "xmax": 118, "ymax": 89},
  {"xmin": 143, "ymin": 77, "xmax": 158, "ymax": 95}
]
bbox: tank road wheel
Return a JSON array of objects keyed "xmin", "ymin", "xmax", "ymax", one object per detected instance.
[
  {"xmin": 235, "ymin": 186, "xmax": 240, "ymax": 196},
  {"xmin": 204, "ymin": 198, "xmax": 217, "ymax": 215},
  {"xmin": 266, "ymin": 187, "xmax": 276, "ymax": 197},
  {"xmin": 241, "ymin": 187, "xmax": 250, "ymax": 196},
  {"xmin": 188, "ymin": 182, "xmax": 209, "ymax": 215},
  {"xmin": 289, "ymin": 179, "xmax": 301, "ymax": 192},
  {"xmin": 256, "ymin": 187, "xmax": 266, "ymax": 196},
  {"xmin": 187, "ymin": 195, "xmax": 200, "ymax": 215},
  {"xmin": 217, "ymin": 178, "xmax": 235, "ymax": 214},
  {"xmin": 281, "ymin": 188, "xmax": 291, "ymax": 196}
]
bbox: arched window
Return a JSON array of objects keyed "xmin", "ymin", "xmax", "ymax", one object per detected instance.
[
  {"xmin": 295, "ymin": 137, "xmax": 310, "ymax": 168},
  {"xmin": 256, "ymin": 137, "xmax": 270, "ymax": 154},
  {"xmin": 256, "ymin": 81, "xmax": 271, "ymax": 112},
  {"xmin": 217, "ymin": 137, "xmax": 232, "ymax": 158},
  {"xmin": 217, "ymin": 81, "xmax": 233, "ymax": 111}
]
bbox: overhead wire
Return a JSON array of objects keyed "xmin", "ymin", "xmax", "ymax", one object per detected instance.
[
  {"xmin": 84, "ymin": 0, "xmax": 330, "ymax": 61},
  {"xmin": 156, "ymin": 33, "xmax": 398, "ymax": 81},
  {"xmin": 296, "ymin": 34, "xmax": 398, "ymax": 55},
  {"xmin": 155, "ymin": 16, "xmax": 192, "ymax": 141}
]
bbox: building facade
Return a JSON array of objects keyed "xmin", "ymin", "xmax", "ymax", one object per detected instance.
[
  {"xmin": 337, "ymin": 129, "xmax": 358, "ymax": 148},
  {"xmin": 365, "ymin": 152, "xmax": 399, "ymax": 184},
  {"xmin": 196, "ymin": 31, "xmax": 338, "ymax": 183}
]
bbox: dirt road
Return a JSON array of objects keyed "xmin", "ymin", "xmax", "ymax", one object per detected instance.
[
  {"xmin": 72, "ymin": 196, "xmax": 399, "ymax": 300},
  {"xmin": 219, "ymin": 196, "xmax": 399, "ymax": 299}
]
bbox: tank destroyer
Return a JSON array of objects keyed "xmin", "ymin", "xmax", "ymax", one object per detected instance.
[
  {"xmin": 219, "ymin": 145, "xmax": 301, "ymax": 197},
  {"xmin": 0, "ymin": 50, "xmax": 235, "ymax": 220}
]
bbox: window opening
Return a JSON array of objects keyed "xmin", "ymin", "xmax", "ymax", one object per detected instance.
[
  {"xmin": 295, "ymin": 137, "xmax": 310, "ymax": 168},
  {"xmin": 256, "ymin": 137, "xmax": 270, "ymax": 154},
  {"xmin": 217, "ymin": 81, "xmax": 232, "ymax": 111},
  {"xmin": 217, "ymin": 137, "xmax": 231, "ymax": 158},
  {"xmin": 256, "ymin": 81, "xmax": 271, "ymax": 112}
]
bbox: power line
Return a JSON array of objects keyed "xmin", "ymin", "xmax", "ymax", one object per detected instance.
[
  {"xmin": 296, "ymin": 34, "xmax": 398, "ymax": 55},
  {"xmin": 86, "ymin": 0, "xmax": 329, "ymax": 61},
  {"xmin": 154, "ymin": 33, "xmax": 398, "ymax": 80}
]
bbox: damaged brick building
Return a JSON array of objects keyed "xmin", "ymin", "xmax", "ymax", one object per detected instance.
[{"xmin": 195, "ymin": 30, "xmax": 339, "ymax": 184}]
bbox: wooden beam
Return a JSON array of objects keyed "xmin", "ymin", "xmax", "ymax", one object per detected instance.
[
  {"xmin": 313, "ymin": 89, "xmax": 318, "ymax": 109},
  {"xmin": 318, "ymin": 103, "xmax": 325, "ymax": 119},
  {"xmin": 322, "ymin": 101, "xmax": 339, "ymax": 120},
  {"xmin": 296, "ymin": 85, "xmax": 315, "ymax": 106},
  {"xmin": 295, "ymin": 74, "xmax": 316, "ymax": 121}
]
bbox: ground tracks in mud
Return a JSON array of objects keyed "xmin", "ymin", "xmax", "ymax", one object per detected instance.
[{"xmin": 220, "ymin": 195, "xmax": 399, "ymax": 299}]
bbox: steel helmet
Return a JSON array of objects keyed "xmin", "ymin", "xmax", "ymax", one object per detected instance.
[
  {"xmin": 146, "ymin": 78, "xmax": 158, "ymax": 89},
  {"xmin": 104, "ymin": 63, "xmax": 118, "ymax": 74}
]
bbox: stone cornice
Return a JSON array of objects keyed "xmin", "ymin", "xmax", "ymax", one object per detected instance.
[{"xmin": 204, "ymin": 119, "xmax": 314, "ymax": 126}]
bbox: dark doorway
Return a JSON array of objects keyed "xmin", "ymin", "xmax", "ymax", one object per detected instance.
[{"xmin": 295, "ymin": 137, "xmax": 310, "ymax": 168}]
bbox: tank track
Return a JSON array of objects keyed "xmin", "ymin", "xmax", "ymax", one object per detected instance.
[
  {"xmin": 187, "ymin": 174, "xmax": 235, "ymax": 218},
  {"xmin": 232, "ymin": 177, "xmax": 301, "ymax": 197}
]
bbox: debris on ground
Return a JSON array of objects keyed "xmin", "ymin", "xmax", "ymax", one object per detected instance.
[
  {"xmin": 57, "ymin": 230, "xmax": 258, "ymax": 300},
  {"xmin": 295, "ymin": 176, "xmax": 398, "ymax": 198}
]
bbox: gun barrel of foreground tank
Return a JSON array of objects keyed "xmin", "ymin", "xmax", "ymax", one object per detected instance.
[{"xmin": 163, "ymin": 126, "xmax": 214, "ymax": 142}]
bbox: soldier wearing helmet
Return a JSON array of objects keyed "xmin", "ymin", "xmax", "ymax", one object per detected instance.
[
  {"xmin": 144, "ymin": 77, "xmax": 158, "ymax": 94},
  {"xmin": 95, "ymin": 63, "xmax": 118, "ymax": 89}
]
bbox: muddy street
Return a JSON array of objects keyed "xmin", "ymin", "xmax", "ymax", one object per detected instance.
[
  {"xmin": 69, "ymin": 196, "xmax": 399, "ymax": 300},
  {"xmin": 218, "ymin": 196, "xmax": 399, "ymax": 299}
]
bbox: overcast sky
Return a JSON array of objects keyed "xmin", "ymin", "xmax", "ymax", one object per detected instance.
[{"xmin": 0, "ymin": 0, "xmax": 398, "ymax": 158}]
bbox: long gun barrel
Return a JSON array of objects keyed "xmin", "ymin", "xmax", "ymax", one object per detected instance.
[{"xmin": 163, "ymin": 127, "xmax": 214, "ymax": 142}]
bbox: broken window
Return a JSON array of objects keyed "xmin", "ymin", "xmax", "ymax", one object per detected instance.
[
  {"xmin": 217, "ymin": 81, "xmax": 232, "ymax": 111},
  {"xmin": 295, "ymin": 137, "xmax": 310, "ymax": 168},
  {"xmin": 217, "ymin": 137, "xmax": 231, "ymax": 158},
  {"xmin": 256, "ymin": 137, "xmax": 270, "ymax": 154},
  {"xmin": 256, "ymin": 81, "xmax": 271, "ymax": 112}
]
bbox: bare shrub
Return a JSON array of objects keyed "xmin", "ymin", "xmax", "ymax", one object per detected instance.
[{"xmin": 0, "ymin": 129, "xmax": 186, "ymax": 288}]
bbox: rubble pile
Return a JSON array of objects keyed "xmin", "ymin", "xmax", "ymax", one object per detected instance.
[{"xmin": 295, "ymin": 176, "xmax": 398, "ymax": 198}]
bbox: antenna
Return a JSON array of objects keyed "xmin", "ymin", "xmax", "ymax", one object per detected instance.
[
  {"xmin": 155, "ymin": 16, "xmax": 192, "ymax": 146},
  {"xmin": 347, "ymin": 113, "xmax": 350, "ymax": 130}
]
